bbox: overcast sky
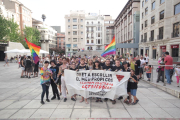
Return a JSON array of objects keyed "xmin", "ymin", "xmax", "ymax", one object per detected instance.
[{"xmin": 18, "ymin": 0, "xmax": 128, "ymax": 32}]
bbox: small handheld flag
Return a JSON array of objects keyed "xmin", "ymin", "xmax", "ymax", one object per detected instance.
[
  {"xmin": 25, "ymin": 38, "xmax": 41, "ymax": 64},
  {"xmin": 101, "ymin": 36, "xmax": 116, "ymax": 57}
]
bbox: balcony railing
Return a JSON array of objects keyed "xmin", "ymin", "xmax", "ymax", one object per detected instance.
[
  {"xmin": 86, "ymin": 30, "xmax": 89, "ymax": 32},
  {"xmin": 149, "ymin": 37, "xmax": 154, "ymax": 41},
  {"xmin": 91, "ymin": 30, "xmax": 94, "ymax": 32},
  {"xmin": 171, "ymin": 32, "xmax": 180, "ymax": 38},
  {"xmin": 96, "ymin": 48, "xmax": 102, "ymax": 50}
]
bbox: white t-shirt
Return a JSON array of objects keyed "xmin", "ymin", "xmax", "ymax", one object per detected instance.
[
  {"xmin": 175, "ymin": 68, "xmax": 180, "ymax": 76},
  {"xmin": 140, "ymin": 59, "xmax": 146, "ymax": 67},
  {"xmin": 145, "ymin": 56, "xmax": 149, "ymax": 62}
]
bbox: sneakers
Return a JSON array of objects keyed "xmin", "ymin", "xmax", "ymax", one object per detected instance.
[
  {"xmin": 28, "ymin": 76, "xmax": 31, "ymax": 79},
  {"xmin": 51, "ymin": 96, "xmax": 56, "ymax": 100},
  {"xmin": 118, "ymin": 96, "xmax": 123, "ymax": 100},
  {"xmin": 71, "ymin": 98, "xmax": 76, "ymax": 101},
  {"xmin": 112, "ymin": 100, "xmax": 116, "ymax": 104},
  {"xmin": 64, "ymin": 98, "xmax": 67, "ymax": 102},
  {"xmin": 46, "ymin": 99, "xmax": 50, "ymax": 102},
  {"xmin": 41, "ymin": 101, "xmax": 45, "ymax": 104},
  {"xmin": 57, "ymin": 96, "xmax": 60, "ymax": 100}
]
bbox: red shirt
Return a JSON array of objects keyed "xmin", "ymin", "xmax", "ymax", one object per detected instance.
[{"xmin": 164, "ymin": 55, "xmax": 173, "ymax": 69}]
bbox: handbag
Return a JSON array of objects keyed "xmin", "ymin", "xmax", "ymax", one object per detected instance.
[{"xmin": 156, "ymin": 68, "xmax": 160, "ymax": 72}]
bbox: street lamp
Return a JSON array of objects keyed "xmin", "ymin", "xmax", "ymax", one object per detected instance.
[{"xmin": 42, "ymin": 14, "xmax": 46, "ymax": 22}]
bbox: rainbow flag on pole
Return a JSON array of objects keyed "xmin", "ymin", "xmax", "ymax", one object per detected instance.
[
  {"xmin": 101, "ymin": 36, "xmax": 116, "ymax": 57},
  {"xmin": 25, "ymin": 38, "xmax": 41, "ymax": 64}
]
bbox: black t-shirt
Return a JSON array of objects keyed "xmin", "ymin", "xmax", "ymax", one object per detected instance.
[
  {"xmin": 103, "ymin": 65, "xmax": 113, "ymax": 71},
  {"xmin": 70, "ymin": 68, "xmax": 76, "ymax": 71},
  {"xmin": 100, "ymin": 62, "xmax": 105, "ymax": 67},
  {"xmin": 76, "ymin": 65, "xmax": 89, "ymax": 71},
  {"xmin": 135, "ymin": 60, "xmax": 141, "ymax": 69},
  {"xmin": 35, "ymin": 61, "xmax": 39, "ymax": 68},
  {"xmin": 129, "ymin": 75, "xmax": 138, "ymax": 89},
  {"xmin": 26, "ymin": 59, "xmax": 32, "ymax": 68},
  {"xmin": 122, "ymin": 67, "xmax": 131, "ymax": 72},
  {"xmin": 56, "ymin": 63, "xmax": 62, "ymax": 68},
  {"xmin": 50, "ymin": 66, "xmax": 59, "ymax": 80},
  {"xmin": 112, "ymin": 66, "xmax": 123, "ymax": 71}
]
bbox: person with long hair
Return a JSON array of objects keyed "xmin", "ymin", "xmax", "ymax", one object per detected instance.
[
  {"xmin": 20, "ymin": 57, "xmax": 25, "ymax": 78},
  {"xmin": 88, "ymin": 59, "xmax": 93, "ymax": 70}
]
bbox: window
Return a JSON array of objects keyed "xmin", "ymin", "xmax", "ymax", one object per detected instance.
[
  {"xmin": 81, "ymin": 25, "xmax": 83, "ymax": 28},
  {"xmin": 144, "ymin": 33, "xmax": 147, "ymax": 42},
  {"xmin": 145, "ymin": 7, "xmax": 148, "ymax": 15},
  {"xmin": 73, "ymin": 25, "xmax": 77, "ymax": 29},
  {"xmin": 81, "ymin": 19, "xmax": 83, "ymax": 22},
  {"xmin": 174, "ymin": 3, "xmax": 180, "ymax": 15},
  {"xmin": 145, "ymin": 0, "xmax": 148, "ymax": 2},
  {"xmin": 73, "ymin": 38, "xmax": 77, "ymax": 42},
  {"xmin": 159, "ymin": 27, "xmax": 164, "ymax": 39},
  {"xmin": 152, "ymin": 1, "xmax": 155, "ymax": 10},
  {"xmin": 73, "ymin": 44, "xmax": 77, "ymax": 48},
  {"xmin": 73, "ymin": 31, "xmax": 77, "ymax": 35},
  {"xmin": 73, "ymin": 18, "xmax": 77, "ymax": 22},
  {"xmin": 87, "ymin": 40, "xmax": 89, "ymax": 43},
  {"xmin": 145, "ymin": 20, "xmax": 148, "ymax": 27},
  {"xmin": 160, "ymin": 0, "xmax": 165, "ymax": 4},
  {"xmin": 160, "ymin": 10, "xmax": 164, "ymax": 20},
  {"xmin": 151, "ymin": 30, "xmax": 154, "ymax": 41},
  {"xmin": 81, "ymin": 31, "xmax": 83, "ymax": 35},
  {"xmin": 68, "ymin": 32, "xmax": 70, "ymax": 35},
  {"xmin": 68, "ymin": 38, "xmax": 70, "ymax": 41},
  {"xmin": 173, "ymin": 22, "xmax": 180, "ymax": 37},
  {"xmin": 68, "ymin": 25, "xmax": 70, "ymax": 29},
  {"xmin": 141, "ymin": 35, "xmax": 143, "ymax": 42},
  {"xmin": 81, "ymin": 38, "xmax": 83, "ymax": 41},
  {"xmin": 98, "ymin": 33, "xmax": 100, "ymax": 37},
  {"xmin": 151, "ymin": 16, "xmax": 155, "ymax": 24},
  {"xmin": 98, "ymin": 27, "xmax": 100, "ymax": 31},
  {"xmin": 142, "ymin": 1, "xmax": 144, "ymax": 7},
  {"xmin": 98, "ymin": 39, "xmax": 101, "ymax": 44},
  {"xmin": 68, "ymin": 19, "xmax": 70, "ymax": 22},
  {"xmin": 98, "ymin": 21, "xmax": 100, "ymax": 24},
  {"xmin": 87, "ymin": 22, "xmax": 89, "ymax": 24},
  {"xmin": 142, "ymin": 24, "xmax": 143, "ymax": 30},
  {"xmin": 142, "ymin": 12, "xmax": 144, "ymax": 19},
  {"xmin": 91, "ymin": 40, "xmax": 93, "ymax": 43}
]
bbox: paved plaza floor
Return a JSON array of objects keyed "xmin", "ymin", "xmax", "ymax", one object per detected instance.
[{"xmin": 0, "ymin": 62, "xmax": 180, "ymax": 119}]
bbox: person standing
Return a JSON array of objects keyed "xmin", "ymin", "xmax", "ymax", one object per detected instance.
[
  {"xmin": 164, "ymin": 52, "xmax": 173, "ymax": 85},
  {"xmin": 20, "ymin": 57, "xmax": 25, "ymax": 78},
  {"xmin": 4, "ymin": 56, "xmax": 9, "ymax": 67},
  {"xmin": 76, "ymin": 58, "xmax": 89, "ymax": 104},
  {"xmin": 50, "ymin": 60, "xmax": 60, "ymax": 100},
  {"xmin": 26, "ymin": 56, "xmax": 32, "ymax": 79},
  {"xmin": 135, "ymin": 56, "xmax": 141, "ymax": 81},
  {"xmin": 40, "ymin": 61, "xmax": 52, "ymax": 104},
  {"xmin": 145, "ymin": 54, "xmax": 149, "ymax": 65},
  {"xmin": 157, "ymin": 58, "xmax": 165, "ymax": 83},
  {"xmin": 175, "ymin": 64, "xmax": 180, "ymax": 87},
  {"xmin": 140, "ymin": 56, "xmax": 146, "ymax": 79},
  {"xmin": 33, "ymin": 60, "xmax": 39, "ymax": 77}
]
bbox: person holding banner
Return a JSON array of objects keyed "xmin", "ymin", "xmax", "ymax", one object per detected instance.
[
  {"xmin": 76, "ymin": 58, "xmax": 89, "ymax": 104},
  {"xmin": 103, "ymin": 59, "xmax": 113, "ymax": 102},
  {"xmin": 93, "ymin": 60, "xmax": 103, "ymax": 102},
  {"xmin": 58, "ymin": 58, "xmax": 69, "ymax": 102}
]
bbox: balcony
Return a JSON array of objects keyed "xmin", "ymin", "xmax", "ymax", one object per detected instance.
[
  {"xmin": 91, "ymin": 30, "xmax": 94, "ymax": 32},
  {"xmin": 86, "ymin": 30, "xmax": 89, "ymax": 32},
  {"xmin": 86, "ymin": 43, "xmax": 94, "ymax": 46},
  {"xmin": 149, "ymin": 37, "xmax": 154, "ymax": 41},
  {"xmin": 86, "ymin": 24, "xmax": 96, "ymax": 26},
  {"xmin": 171, "ymin": 32, "xmax": 180, "ymax": 38}
]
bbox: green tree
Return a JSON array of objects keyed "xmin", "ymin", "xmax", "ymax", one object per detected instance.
[
  {"xmin": 0, "ymin": 16, "xmax": 9, "ymax": 41},
  {"xmin": 23, "ymin": 26, "xmax": 41, "ymax": 49}
]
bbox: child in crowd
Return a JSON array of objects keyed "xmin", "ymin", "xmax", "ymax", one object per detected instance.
[
  {"xmin": 129, "ymin": 69, "xmax": 139, "ymax": 105},
  {"xmin": 145, "ymin": 65, "xmax": 152, "ymax": 81},
  {"xmin": 175, "ymin": 64, "xmax": 180, "ymax": 87}
]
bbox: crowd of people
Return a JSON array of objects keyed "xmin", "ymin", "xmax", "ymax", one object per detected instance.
[{"xmin": 5, "ymin": 51, "xmax": 180, "ymax": 105}]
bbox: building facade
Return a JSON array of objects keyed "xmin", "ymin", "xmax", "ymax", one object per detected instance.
[
  {"xmin": 65, "ymin": 10, "xmax": 85, "ymax": 57},
  {"xmin": 85, "ymin": 13, "xmax": 105, "ymax": 52},
  {"xmin": 114, "ymin": 0, "xmax": 140, "ymax": 57},
  {"xmin": 2, "ymin": 0, "xmax": 32, "ymax": 34},
  {"xmin": 104, "ymin": 15, "xmax": 115, "ymax": 46},
  {"xmin": 32, "ymin": 18, "xmax": 57, "ymax": 53},
  {"xmin": 139, "ymin": 0, "xmax": 180, "ymax": 60},
  {"xmin": 57, "ymin": 33, "xmax": 65, "ymax": 49}
]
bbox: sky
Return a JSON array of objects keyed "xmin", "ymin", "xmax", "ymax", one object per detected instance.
[{"xmin": 18, "ymin": 0, "xmax": 128, "ymax": 32}]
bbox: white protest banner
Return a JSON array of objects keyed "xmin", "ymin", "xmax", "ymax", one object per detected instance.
[{"xmin": 64, "ymin": 70, "xmax": 130, "ymax": 100}]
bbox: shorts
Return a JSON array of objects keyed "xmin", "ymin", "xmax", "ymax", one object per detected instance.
[
  {"xmin": 34, "ymin": 66, "xmax": 39, "ymax": 72},
  {"xmin": 24, "ymin": 67, "xmax": 27, "ymax": 71},
  {"xmin": 139, "ymin": 67, "xmax": 143, "ymax": 74},
  {"xmin": 146, "ymin": 73, "xmax": 151, "ymax": 78},
  {"xmin": 127, "ymin": 82, "xmax": 131, "ymax": 93},
  {"xmin": 135, "ymin": 68, "xmax": 140, "ymax": 75},
  {"xmin": 26, "ymin": 67, "xmax": 31, "ymax": 72},
  {"xmin": 131, "ymin": 89, "xmax": 137, "ymax": 96},
  {"xmin": 21, "ymin": 67, "xmax": 25, "ymax": 71}
]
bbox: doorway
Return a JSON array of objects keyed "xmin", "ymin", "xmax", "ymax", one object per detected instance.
[{"xmin": 153, "ymin": 49, "xmax": 156, "ymax": 59}]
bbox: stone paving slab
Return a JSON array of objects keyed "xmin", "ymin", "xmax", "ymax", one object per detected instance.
[{"xmin": 0, "ymin": 62, "xmax": 180, "ymax": 119}]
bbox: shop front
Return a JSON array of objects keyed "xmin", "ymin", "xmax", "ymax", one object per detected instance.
[
  {"xmin": 160, "ymin": 46, "xmax": 166, "ymax": 55},
  {"xmin": 171, "ymin": 44, "xmax": 179, "ymax": 57},
  {"xmin": 140, "ymin": 48, "xmax": 143, "ymax": 56},
  {"xmin": 145, "ymin": 47, "xmax": 149, "ymax": 56}
]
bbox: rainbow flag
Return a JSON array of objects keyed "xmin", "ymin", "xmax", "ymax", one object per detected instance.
[
  {"xmin": 25, "ymin": 38, "xmax": 41, "ymax": 64},
  {"xmin": 101, "ymin": 36, "xmax": 116, "ymax": 57}
]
